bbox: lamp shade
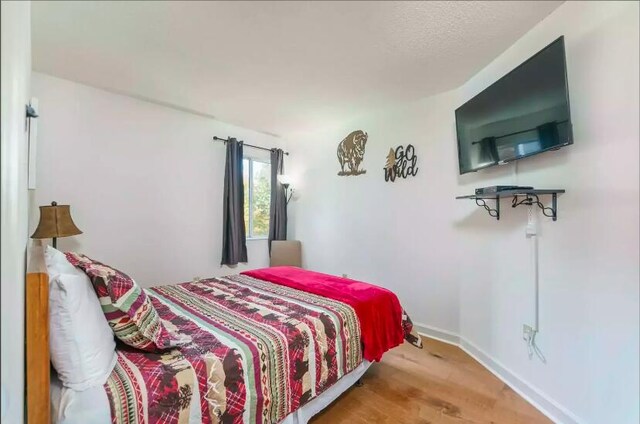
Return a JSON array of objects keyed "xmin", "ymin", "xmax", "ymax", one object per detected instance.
[
  {"xmin": 31, "ymin": 202, "xmax": 82, "ymax": 239},
  {"xmin": 277, "ymin": 174, "xmax": 293, "ymax": 186}
]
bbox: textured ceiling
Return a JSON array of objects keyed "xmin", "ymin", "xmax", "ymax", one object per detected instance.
[{"xmin": 32, "ymin": 1, "xmax": 563, "ymax": 138}]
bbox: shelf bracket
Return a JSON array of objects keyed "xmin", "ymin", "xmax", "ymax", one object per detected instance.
[
  {"xmin": 475, "ymin": 197, "xmax": 500, "ymax": 220},
  {"xmin": 511, "ymin": 193, "xmax": 558, "ymax": 221},
  {"xmin": 457, "ymin": 189, "xmax": 563, "ymax": 222}
]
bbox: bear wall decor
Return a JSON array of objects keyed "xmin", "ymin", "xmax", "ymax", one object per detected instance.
[{"xmin": 337, "ymin": 130, "xmax": 368, "ymax": 176}]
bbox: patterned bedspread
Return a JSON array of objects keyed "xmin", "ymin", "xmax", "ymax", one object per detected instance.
[{"xmin": 104, "ymin": 274, "xmax": 419, "ymax": 424}]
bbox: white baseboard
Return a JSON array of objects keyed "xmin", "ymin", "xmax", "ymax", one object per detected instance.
[
  {"xmin": 413, "ymin": 322, "xmax": 583, "ymax": 424},
  {"xmin": 414, "ymin": 322, "xmax": 460, "ymax": 345},
  {"xmin": 458, "ymin": 337, "xmax": 583, "ymax": 424}
]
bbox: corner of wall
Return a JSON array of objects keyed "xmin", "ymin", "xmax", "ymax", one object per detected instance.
[
  {"xmin": 1, "ymin": 2, "xmax": 31, "ymax": 423},
  {"xmin": 415, "ymin": 325, "xmax": 584, "ymax": 424}
]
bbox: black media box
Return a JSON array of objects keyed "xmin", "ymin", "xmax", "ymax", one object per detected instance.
[{"xmin": 475, "ymin": 185, "xmax": 534, "ymax": 195}]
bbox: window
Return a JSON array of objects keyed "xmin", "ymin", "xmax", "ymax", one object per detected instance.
[{"xmin": 243, "ymin": 158, "xmax": 271, "ymax": 239}]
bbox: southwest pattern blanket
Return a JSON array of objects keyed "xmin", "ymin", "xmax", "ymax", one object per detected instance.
[{"xmin": 104, "ymin": 274, "xmax": 419, "ymax": 423}]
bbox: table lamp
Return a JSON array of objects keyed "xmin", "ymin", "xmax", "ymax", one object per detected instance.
[{"xmin": 31, "ymin": 201, "xmax": 82, "ymax": 248}]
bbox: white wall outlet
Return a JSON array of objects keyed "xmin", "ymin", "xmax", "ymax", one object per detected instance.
[
  {"xmin": 523, "ymin": 324, "xmax": 534, "ymax": 340},
  {"xmin": 526, "ymin": 221, "xmax": 537, "ymax": 237}
]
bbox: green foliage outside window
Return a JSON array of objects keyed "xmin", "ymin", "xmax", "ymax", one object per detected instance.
[
  {"xmin": 243, "ymin": 158, "xmax": 271, "ymax": 238},
  {"xmin": 252, "ymin": 162, "xmax": 270, "ymax": 236}
]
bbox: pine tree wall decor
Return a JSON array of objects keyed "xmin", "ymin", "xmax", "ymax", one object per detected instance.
[{"xmin": 384, "ymin": 144, "xmax": 418, "ymax": 182}]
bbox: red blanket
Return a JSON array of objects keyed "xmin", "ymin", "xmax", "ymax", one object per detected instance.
[{"xmin": 242, "ymin": 266, "xmax": 405, "ymax": 361}]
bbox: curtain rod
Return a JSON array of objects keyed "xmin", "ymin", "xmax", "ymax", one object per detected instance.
[{"xmin": 213, "ymin": 136, "xmax": 289, "ymax": 155}]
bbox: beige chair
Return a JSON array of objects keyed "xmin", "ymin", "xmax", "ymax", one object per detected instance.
[{"xmin": 270, "ymin": 240, "xmax": 302, "ymax": 267}]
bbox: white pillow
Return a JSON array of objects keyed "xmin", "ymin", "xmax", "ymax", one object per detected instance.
[{"xmin": 45, "ymin": 246, "xmax": 117, "ymax": 391}]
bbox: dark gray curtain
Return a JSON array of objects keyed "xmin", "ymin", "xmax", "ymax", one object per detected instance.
[
  {"xmin": 221, "ymin": 139, "xmax": 248, "ymax": 266},
  {"xmin": 268, "ymin": 149, "xmax": 287, "ymax": 253}
]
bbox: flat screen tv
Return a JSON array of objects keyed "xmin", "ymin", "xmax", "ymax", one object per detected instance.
[{"xmin": 455, "ymin": 36, "xmax": 572, "ymax": 175}]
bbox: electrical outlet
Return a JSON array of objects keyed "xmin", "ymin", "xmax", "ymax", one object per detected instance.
[
  {"xmin": 342, "ymin": 273, "xmax": 348, "ymax": 278},
  {"xmin": 526, "ymin": 221, "xmax": 537, "ymax": 237},
  {"xmin": 522, "ymin": 324, "xmax": 534, "ymax": 340}
]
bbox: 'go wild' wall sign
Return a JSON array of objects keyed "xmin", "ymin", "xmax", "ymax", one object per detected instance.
[{"xmin": 384, "ymin": 144, "xmax": 418, "ymax": 182}]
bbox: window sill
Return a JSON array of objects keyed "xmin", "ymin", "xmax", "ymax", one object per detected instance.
[{"xmin": 246, "ymin": 237, "xmax": 268, "ymax": 241}]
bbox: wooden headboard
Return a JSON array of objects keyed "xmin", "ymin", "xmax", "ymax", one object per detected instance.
[{"xmin": 26, "ymin": 240, "xmax": 50, "ymax": 424}]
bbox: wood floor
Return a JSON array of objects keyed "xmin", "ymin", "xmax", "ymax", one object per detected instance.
[{"xmin": 311, "ymin": 337, "xmax": 552, "ymax": 424}]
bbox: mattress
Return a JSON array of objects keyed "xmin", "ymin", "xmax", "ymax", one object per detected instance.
[{"xmin": 52, "ymin": 360, "xmax": 371, "ymax": 424}]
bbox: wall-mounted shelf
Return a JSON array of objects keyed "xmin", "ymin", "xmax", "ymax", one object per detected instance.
[{"xmin": 456, "ymin": 189, "xmax": 565, "ymax": 221}]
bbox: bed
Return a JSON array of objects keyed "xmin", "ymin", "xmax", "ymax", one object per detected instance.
[
  {"xmin": 51, "ymin": 360, "xmax": 372, "ymax": 424},
  {"xmin": 27, "ymin": 245, "xmax": 421, "ymax": 424}
]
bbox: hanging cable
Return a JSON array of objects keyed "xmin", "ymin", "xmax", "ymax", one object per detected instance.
[
  {"xmin": 524, "ymin": 204, "xmax": 546, "ymax": 363},
  {"xmin": 512, "ymin": 194, "xmax": 555, "ymax": 218}
]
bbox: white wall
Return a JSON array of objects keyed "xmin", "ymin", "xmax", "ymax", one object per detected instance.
[
  {"xmin": 31, "ymin": 73, "xmax": 284, "ymax": 286},
  {"xmin": 456, "ymin": 2, "xmax": 639, "ymax": 424},
  {"xmin": 1, "ymin": 2, "xmax": 31, "ymax": 423},
  {"xmin": 288, "ymin": 2, "xmax": 639, "ymax": 423},
  {"xmin": 288, "ymin": 90, "xmax": 462, "ymax": 336}
]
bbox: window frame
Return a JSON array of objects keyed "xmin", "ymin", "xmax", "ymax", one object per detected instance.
[{"xmin": 243, "ymin": 157, "xmax": 271, "ymax": 240}]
